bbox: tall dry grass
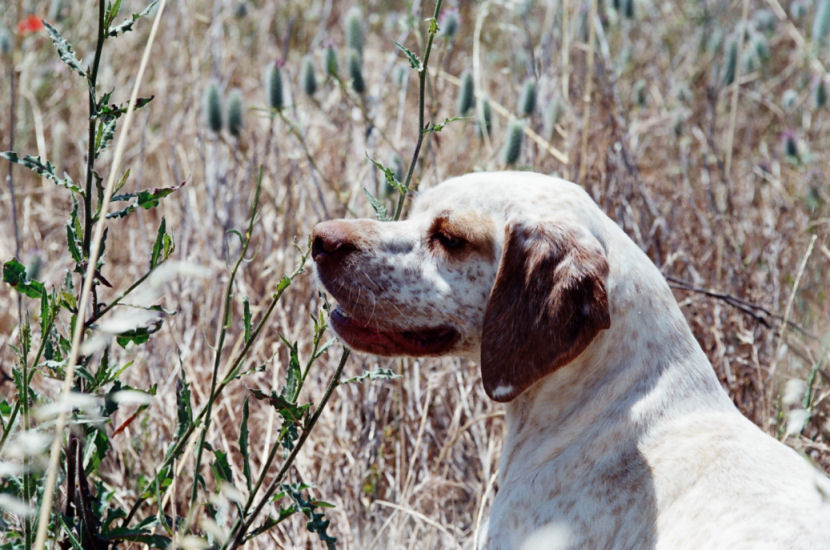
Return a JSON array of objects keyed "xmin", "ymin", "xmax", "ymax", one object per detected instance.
[{"xmin": 1, "ymin": 0, "xmax": 828, "ymax": 548}]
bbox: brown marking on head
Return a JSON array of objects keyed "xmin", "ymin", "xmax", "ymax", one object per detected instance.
[
  {"xmin": 427, "ymin": 210, "xmax": 497, "ymax": 261},
  {"xmin": 481, "ymin": 220, "xmax": 611, "ymax": 402}
]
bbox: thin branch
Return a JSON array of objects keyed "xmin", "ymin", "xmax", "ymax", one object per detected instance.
[{"xmin": 666, "ymin": 274, "xmax": 816, "ymax": 339}]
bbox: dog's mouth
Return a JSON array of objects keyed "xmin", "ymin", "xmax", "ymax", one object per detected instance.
[{"xmin": 330, "ymin": 307, "xmax": 459, "ymax": 357}]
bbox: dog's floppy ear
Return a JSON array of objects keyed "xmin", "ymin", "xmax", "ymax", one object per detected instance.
[{"xmin": 481, "ymin": 220, "xmax": 611, "ymax": 402}]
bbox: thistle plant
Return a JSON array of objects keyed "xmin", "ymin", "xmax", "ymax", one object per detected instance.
[
  {"xmin": 268, "ymin": 62, "xmax": 284, "ymax": 111},
  {"xmin": 346, "ymin": 6, "xmax": 364, "ymax": 56},
  {"xmin": 815, "ymin": 77, "xmax": 828, "ymax": 109},
  {"xmin": 227, "ymin": 88, "xmax": 244, "ymax": 137},
  {"xmin": 812, "ymin": 0, "xmax": 830, "ymax": 47},
  {"xmin": 543, "ymin": 98, "xmax": 564, "ymax": 140},
  {"xmin": 457, "ymin": 69, "xmax": 474, "ymax": 115},
  {"xmin": 518, "ymin": 78, "xmax": 537, "ymax": 117},
  {"xmin": 205, "ymin": 82, "xmax": 223, "ymax": 133},
  {"xmin": 722, "ymin": 38, "xmax": 738, "ymax": 86},
  {"xmin": 502, "ymin": 120, "xmax": 524, "ymax": 165},
  {"xmin": 0, "ymin": 1, "xmax": 183, "ymax": 546},
  {"xmin": 325, "ymin": 44, "xmax": 339, "ymax": 78},
  {"xmin": 348, "ymin": 49, "xmax": 366, "ymax": 94},
  {"xmin": 477, "ymin": 98, "xmax": 492, "ymax": 139},
  {"xmin": 301, "ymin": 54, "xmax": 318, "ymax": 97}
]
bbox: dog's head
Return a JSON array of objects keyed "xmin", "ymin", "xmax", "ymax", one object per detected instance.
[{"xmin": 312, "ymin": 172, "xmax": 611, "ymax": 402}]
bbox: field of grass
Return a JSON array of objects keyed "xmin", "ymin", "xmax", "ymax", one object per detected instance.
[{"xmin": 1, "ymin": 0, "xmax": 829, "ymax": 548}]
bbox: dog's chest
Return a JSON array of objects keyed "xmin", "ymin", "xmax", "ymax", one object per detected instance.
[{"xmin": 484, "ymin": 445, "xmax": 656, "ymax": 550}]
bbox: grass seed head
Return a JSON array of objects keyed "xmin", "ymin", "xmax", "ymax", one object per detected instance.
[
  {"xmin": 634, "ymin": 79, "xmax": 647, "ymax": 107},
  {"xmin": 457, "ymin": 70, "xmax": 474, "ymax": 115},
  {"xmin": 518, "ymin": 78, "xmax": 537, "ymax": 117},
  {"xmin": 0, "ymin": 26, "xmax": 11, "ymax": 55},
  {"xmin": 348, "ymin": 49, "xmax": 366, "ymax": 94},
  {"xmin": 752, "ymin": 34, "xmax": 770, "ymax": 63},
  {"xmin": 722, "ymin": 38, "xmax": 738, "ymax": 86},
  {"xmin": 782, "ymin": 88, "xmax": 799, "ymax": 110},
  {"xmin": 543, "ymin": 98, "xmax": 565, "ymax": 140},
  {"xmin": 622, "ymin": 0, "xmax": 635, "ymax": 19},
  {"xmin": 477, "ymin": 99, "xmax": 492, "ymax": 139},
  {"xmin": 815, "ymin": 77, "xmax": 828, "ymax": 108},
  {"xmin": 752, "ymin": 9, "xmax": 777, "ymax": 33},
  {"xmin": 783, "ymin": 129, "xmax": 800, "ymax": 159},
  {"xmin": 346, "ymin": 6, "xmax": 364, "ymax": 56},
  {"xmin": 267, "ymin": 63, "xmax": 284, "ymax": 111},
  {"xmin": 227, "ymin": 88, "xmax": 244, "ymax": 137},
  {"xmin": 791, "ymin": 1, "xmax": 807, "ymax": 20},
  {"xmin": 441, "ymin": 9, "xmax": 460, "ymax": 39},
  {"xmin": 204, "ymin": 83, "xmax": 223, "ymax": 134},
  {"xmin": 301, "ymin": 54, "xmax": 318, "ymax": 97},
  {"xmin": 325, "ymin": 45, "xmax": 339, "ymax": 77},
  {"xmin": 813, "ymin": 0, "xmax": 830, "ymax": 45},
  {"xmin": 502, "ymin": 120, "xmax": 524, "ymax": 165}
]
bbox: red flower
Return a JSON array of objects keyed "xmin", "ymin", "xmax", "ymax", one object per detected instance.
[{"xmin": 17, "ymin": 14, "xmax": 45, "ymax": 35}]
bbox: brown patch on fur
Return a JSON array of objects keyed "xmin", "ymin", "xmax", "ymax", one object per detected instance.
[
  {"xmin": 427, "ymin": 210, "xmax": 497, "ymax": 261},
  {"xmin": 480, "ymin": 220, "xmax": 611, "ymax": 402}
]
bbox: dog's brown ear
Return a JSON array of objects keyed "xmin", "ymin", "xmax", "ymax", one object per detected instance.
[{"xmin": 481, "ymin": 220, "xmax": 611, "ymax": 402}]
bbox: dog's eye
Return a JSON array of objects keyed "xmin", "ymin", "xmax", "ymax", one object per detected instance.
[{"xmin": 433, "ymin": 231, "xmax": 466, "ymax": 250}]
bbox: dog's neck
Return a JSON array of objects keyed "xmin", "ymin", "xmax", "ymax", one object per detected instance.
[{"xmin": 494, "ymin": 262, "xmax": 735, "ymax": 485}]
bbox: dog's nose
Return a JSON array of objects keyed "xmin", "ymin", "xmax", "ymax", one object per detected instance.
[{"xmin": 312, "ymin": 221, "xmax": 359, "ymax": 262}]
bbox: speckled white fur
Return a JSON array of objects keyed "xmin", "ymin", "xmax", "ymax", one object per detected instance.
[{"xmin": 317, "ymin": 172, "xmax": 830, "ymax": 550}]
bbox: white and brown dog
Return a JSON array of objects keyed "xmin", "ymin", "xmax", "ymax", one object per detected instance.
[{"xmin": 312, "ymin": 172, "xmax": 830, "ymax": 549}]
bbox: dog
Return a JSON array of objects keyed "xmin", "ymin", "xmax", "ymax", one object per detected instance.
[{"xmin": 312, "ymin": 171, "xmax": 830, "ymax": 549}]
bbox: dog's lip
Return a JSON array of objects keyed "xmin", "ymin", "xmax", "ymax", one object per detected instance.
[{"xmin": 330, "ymin": 306, "xmax": 459, "ymax": 357}]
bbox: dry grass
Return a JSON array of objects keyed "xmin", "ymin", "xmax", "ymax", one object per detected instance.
[{"xmin": 1, "ymin": 0, "xmax": 829, "ymax": 548}]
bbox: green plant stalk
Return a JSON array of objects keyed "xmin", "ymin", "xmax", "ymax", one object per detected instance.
[
  {"xmin": 83, "ymin": 264, "xmax": 165, "ymax": 329},
  {"xmin": 227, "ymin": 3, "xmax": 445, "ymax": 544},
  {"xmin": 329, "ymin": 73, "xmax": 400, "ymax": 153},
  {"xmin": 393, "ymin": 0, "xmax": 444, "ymax": 221},
  {"xmin": 224, "ymin": 348, "xmax": 351, "ymax": 548},
  {"xmin": 20, "ymin": 319, "xmax": 32, "ymax": 548},
  {"xmin": 82, "ymin": 0, "xmax": 107, "ymax": 256},
  {"xmin": 121, "ymin": 224, "xmax": 307, "ymax": 527},
  {"xmin": 231, "ymin": 314, "xmax": 327, "ymax": 526},
  {"xmin": 189, "ymin": 172, "xmax": 264, "ymax": 510},
  {"xmin": 0, "ymin": 311, "xmax": 55, "ymax": 456},
  {"xmin": 276, "ymin": 110, "xmax": 342, "ymax": 205}
]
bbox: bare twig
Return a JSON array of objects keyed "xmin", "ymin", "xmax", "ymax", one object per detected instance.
[
  {"xmin": 666, "ymin": 275, "xmax": 816, "ymax": 340},
  {"xmin": 768, "ymin": 235, "xmax": 818, "ymax": 382}
]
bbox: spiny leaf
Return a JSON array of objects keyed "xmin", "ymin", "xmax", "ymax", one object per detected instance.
[
  {"xmin": 392, "ymin": 40, "xmax": 422, "ymax": 70},
  {"xmin": 243, "ymin": 296, "xmax": 252, "ymax": 342},
  {"xmin": 150, "ymin": 217, "xmax": 172, "ymax": 269},
  {"xmin": 95, "ymin": 118, "xmax": 118, "ymax": 156},
  {"xmin": 174, "ymin": 373, "xmax": 193, "ymax": 440},
  {"xmin": 240, "ymin": 398, "xmax": 252, "ymax": 493},
  {"xmin": 424, "ymin": 115, "xmax": 467, "ymax": 134},
  {"xmin": 279, "ymin": 483, "xmax": 337, "ymax": 548},
  {"xmin": 96, "ymin": 96, "xmax": 154, "ymax": 120},
  {"xmin": 43, "ymin": 20, "xmax": 87, "ymax": 78},
  {"xmin": 0, "ymin": 151, "xmax": 81, "ymax": 193},
  {"xmin": 108, "ymin": 182, "xmax": 185, "ymax": 219},
  {"xmin": 115, "ymin": 321, "xmax": 162, "ymax": 348},
  {"xmin": 363, "ymin": 188, "xmax": 389, "ymax": 222},
  {"xmin": 211, "ymin": 449, "xmax": 232, "ymax": 485},
  {"xmin": 3, "ymin": 259, "xmax": 45, "ymax": 299},
  {"xmin": 107, "ymin": 0, "xmax": 159, "ymax": 37}
]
